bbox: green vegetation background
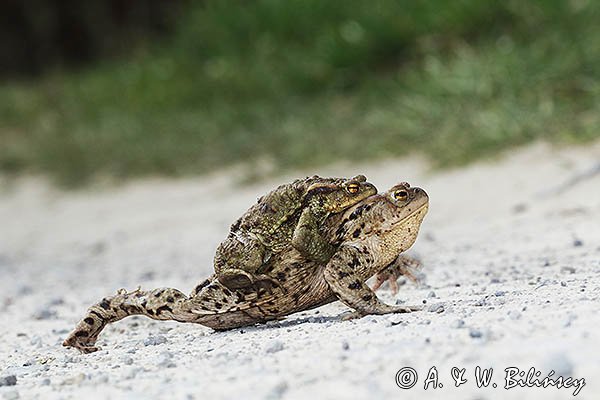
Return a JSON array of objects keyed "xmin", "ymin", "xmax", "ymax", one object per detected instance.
[{"xmin": 1, "ymin": 0, "xmax": 599, "ymax": 186}]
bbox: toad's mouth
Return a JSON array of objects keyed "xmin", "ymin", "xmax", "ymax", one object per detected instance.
[{"xmin": 391, "ymin": 202, "xmax": 429, "ymax": 227}]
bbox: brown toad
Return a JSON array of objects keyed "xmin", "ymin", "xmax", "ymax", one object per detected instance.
[{"xmin": 63, "ymin": 182, "xmax": 428, "ymax": 353}]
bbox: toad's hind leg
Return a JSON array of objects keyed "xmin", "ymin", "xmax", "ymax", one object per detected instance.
[{"xmin": 63, "ymin": 286, "xmax": 199, "ymax": 354}]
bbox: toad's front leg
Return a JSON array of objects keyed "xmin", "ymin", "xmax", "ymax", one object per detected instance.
[
  {"xmin": 292, "ymin": 208, "xmax": 336, "ymax": 263},
  {"xmin": 63, "ymin": 286, "xmax": 198, "ymax": 353},
  {"xmin": 323, "ymin": 245, "xmax": 421, "ymax": 317}
]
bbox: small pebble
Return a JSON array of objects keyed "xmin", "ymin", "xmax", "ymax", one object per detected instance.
[
  {"xmin": 48, "ymin": 297, "xmax": 64, "ymax": 306},
  {"xmin": 0, "ymin": 375, "xmax": 17, "ymax": 387},
  {"xmin": 61, "ymin": 355, "xmax": 75, "ymax": 364},
  {"xmin": 139, "ymin": 271, "xmax": 155, "ymax": 281},
  {"xmin": 424, "ymin": 232, "xmax": 435, "ymax": 241},
  {"xmin": 427, "ymin": 291, "xmax": 436, "ymax": 298},
  {"xmin": 469, "ymin": 329, "xmax": 483, "ymax": 338},
  {"xmin": 451, "ymin": 319, "xmax": 465, "ymax": 329},
  {"xmin": 157, "ymin": 351, "xmax": 176, "ymax": 368},
  {"xmin": 563, "ymin": 313, "xmax": 577, "ymax": 328},
  {"xmin": 544, "ymin": 352, "xmax": 573, "ymax": 377},
  {"xmin": 266, "ymin": 381, "xmax": 288, "ymax": 400},
  {"xmin": 32, "ymin": 309, "xmax": 56, "ymax": 320},
  {"xmin": 512, "ymin": 203, "xmax": 528, "ymax": 213},
  {"xmin": 144, "ymin": 335, "xmax": 167, "ymax": 346},
  {"xmin": 508, "ymin": 310, "xmax": 521, "ymax": 320},
  {"xmin": 573, "ymin": 239, "xmax": 583, "ymax": 247},
  {"xmin": 123, "ymin": 369, "xmax": 139, "ymax": 380},
  {"xmin": 17, "ymin": 286, "xmax": 33, "ymax": 296},
  {"xmin": 265, "ymin": 340, "xmax": 284, "ymax": 354},
  {"xmin": 561, "ymin": 266, "xmax": 576, "ymax": 274},
  {"xmin": 60, "ymin": 373, "xmax": 85, "ymax": 386},
  {"xmin": 561, "ymin": 281, "xmax": 567, "ymax": 287},
  {"xmin": 342, "ymin": 341, "xmax": 349, "ymax": 350},
  {"xmin": 474, "ymin": 298, "xmax": 487, "ymax": 307},
  {"xmin": 90, "ymin": 241, "xmax": 106, "ymax": 255},
  {"xmin": 121, "ymin": 356, "xmax": 134, "ymax": 365},
  {"xmin": 427, "ymin": 303, "xmax": 444, "ymax": 313}
]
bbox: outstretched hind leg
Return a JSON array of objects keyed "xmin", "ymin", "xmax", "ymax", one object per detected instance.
[{"xmin": 63, "ymin": 286, "xmax": 196, "ymax": 353}]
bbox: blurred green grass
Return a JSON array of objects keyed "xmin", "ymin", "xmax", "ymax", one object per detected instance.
[{"xmin": 1, "ymin": 0, "xmax": 599, "ymax": 186}]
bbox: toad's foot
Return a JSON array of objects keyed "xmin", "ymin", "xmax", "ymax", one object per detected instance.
[
  {"xmin": 62, "ymin": 337, "xmax": 99, "ymax": 354},
  {"xmin": 372, "ymin": 255, "xmax": 423, "ymax": 295}
]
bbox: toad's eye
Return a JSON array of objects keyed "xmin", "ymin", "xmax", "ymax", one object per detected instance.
[
  {"xmin": 347, "ymin": 183, "xmax": 360, "ymax": 194},
  {"xmin": 393, "ymin": 190, "xmax": 408, "ymax": 201}
]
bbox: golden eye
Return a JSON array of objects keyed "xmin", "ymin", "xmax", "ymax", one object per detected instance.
[
  {"xmin": 394, "ymin": 190, "xmax": 408, "ymax": 201},
  {"xmin": 347, "ymin": 183, "xmax": 360, "ymax": 194}
]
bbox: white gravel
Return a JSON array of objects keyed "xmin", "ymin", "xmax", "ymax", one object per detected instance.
[{"xmin": 1, "ymin": 142, "xmax": 599, "ymax": 400}]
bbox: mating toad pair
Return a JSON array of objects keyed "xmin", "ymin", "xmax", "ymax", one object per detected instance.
[{"xmin": 64, "ymin": 175, "xmax": 429, "ymax": 353}]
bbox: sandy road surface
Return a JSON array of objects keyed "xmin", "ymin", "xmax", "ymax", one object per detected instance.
[{"xmin": 1, "ymin": 142, "xmax": 599, "ymax": 400}]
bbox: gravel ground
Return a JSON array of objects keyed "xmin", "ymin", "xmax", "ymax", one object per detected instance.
[{"xmin": 1, "ymin": 142, "xmax": 599, "ymax": 400}]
